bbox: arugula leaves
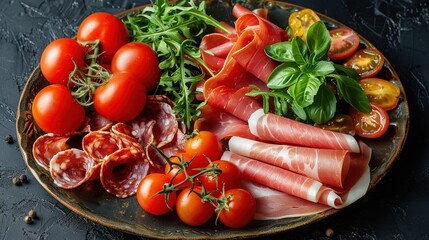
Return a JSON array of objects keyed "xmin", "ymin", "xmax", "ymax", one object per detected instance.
[
  {"xmin": 250, "ymin": 21, "xmax": 371, "ymax": 124},
  {"xmin": 123, "ymin": 0, "xmax": 230, "ymax": 129}
]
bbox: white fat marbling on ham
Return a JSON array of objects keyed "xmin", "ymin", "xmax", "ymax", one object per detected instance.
[
  {"xmin": 228, "ymin": 137, "xmax": 350, "ymax": 188},
  {"xmin": 248, "ymin": 109, "xmax": 360, "ymax": 153}
]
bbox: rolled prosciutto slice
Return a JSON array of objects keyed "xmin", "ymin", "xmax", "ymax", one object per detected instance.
[
  {"xmin": 50, "ymin": 149, "xmax": 97, "ymax": 189},
  {"xmin": 248, "ymin": 109, "xmax": 360, "ymax": 153},
  {"xmin": 100, "ymin": 147, "xmax": 149, "ymax": 198},
  {"xmin": 228, "ymin": 137, "xmax": 350, "ymax": 188}
]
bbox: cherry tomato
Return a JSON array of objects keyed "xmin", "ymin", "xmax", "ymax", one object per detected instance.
[
  {"xmin": 288, "ymin": 9, "xmax": 320, "ymax": 40},
  {"xmin": 40, "ymin": 38, "xmax": 86, "ymax": 86},
  {"xmin": 165, "ymin": 152, "xmax": 210, "ymax": 188},
  {"xmin": 32, "ymin": 84, "xmax": 85, "ymax": 134},
  {"xmin": 185, "ymin": 131, "xmax": 223, "ymax": 161},
  {"xmin": 314, "ymin": 114, "xmax": 356, "ymax": 136},
  {"xmin": 136, "ymin": 173, "xmax": 176, "ymax": 215},
  {"xmin": 327, "ymin": 27, "xmax": 360, "ymax": 60},
  {"xmin": 217, "ymin": 188, "xmax": 256, "ymax": 228},
  {"xmin": 93, "ymin": 72, "xmax": 147, "ymax": 123},
  {"xmin": 77, "ymin": 12, "xmax": 129, "ymax": 63},
  {"xmin": 111, "ymin": 42, "xmax": 161, "ymax": 92},
  {"xmin": 359, "ymin": 78, "xmax": 400, "ymax": 111},
  {"xmin": 176, "ymin": 187, "xmax": 215, "ymax": 226},
  {"xmin": 200, "ymin": 160, "xmax": 241, "ymax": 193},
  {"xmin": 349, "ymin": 103, "xmax": 390, "ymax": 138},
  {"xmin": 344, "ymin": 48, "xmax": 384, "ymax": 78}
]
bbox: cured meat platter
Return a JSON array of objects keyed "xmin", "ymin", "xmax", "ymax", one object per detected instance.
[{"xmin": 16, "ymin": 0, "xmax": 409, "ymax": 238}]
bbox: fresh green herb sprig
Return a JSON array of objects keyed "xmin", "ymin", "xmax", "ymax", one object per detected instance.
[
  {"xmin": 123, "ymin": 0, "xmax": 230, "ymax": 130},
  {"xmin": 248, "ymin": 21, "xmax": 371, "ymax": 124}
]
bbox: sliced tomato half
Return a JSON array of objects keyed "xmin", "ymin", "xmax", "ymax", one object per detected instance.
[
  {"xmin": 359, "ymin": 78, "xmax": 400, "ymax": 111},
  {"xmin": 344, "ymin": 48, "xmax": 384, "ymax": 78},
  {"xmin": 349, "ymin": 103, "xmax": 390, "ymax": 138},
  {"xmin": 328, "ymin": 27, "xmax": 360, "ymax": 60}
]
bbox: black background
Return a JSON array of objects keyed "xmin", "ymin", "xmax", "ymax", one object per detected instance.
[{"xmin": 1, "ymin": 0, "xmax": 428, "ymax": 239}]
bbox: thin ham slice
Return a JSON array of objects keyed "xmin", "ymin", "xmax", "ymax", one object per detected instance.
[
  {"xmin": 206, "ymin": 86, "xmax": 262, "ymax": 121},
  {"xmin": 194, "ymin": 105, "xmax": 256, "ymax": 140},
  {"xmin": 228, "ymin": 137, "xmax": 350, "ymax": 188},
  {"xmin": 248, "ymin": 109, "xmax": 360, "ymax": 153},
  {"xmin": 222, "ymin": 141, "xmax": 371, "ymax": 218}
]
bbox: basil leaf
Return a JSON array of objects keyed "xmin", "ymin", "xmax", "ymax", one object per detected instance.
[
  {"xmin": 265, "ymin": 41, "xmax": 295, "ymax": 62},
  {"xmin": 312, "ymin": 60, "xmax": 335, "ymax": 76},
  {"xmin": 306, "ymin": 21, "xmax": 331, "ymax": 63},
  {"xmin": 334, "ymin": 64, "xmax": 360, "ymax": 80},
  {"xmin": 330, "ymin": 74, "xmax": 371, "ymax": 113},
  {"xmin": 292, "ymin": 37, "xmax": 307, "ymax": 65},
  {"xmin": 291, "ymin": 101, "xmax": 307, "ymax": 121},
  {"xmin": 267, "ymin": 62, "xmax": 301, "ymax": 89},
  {"xmin": 288, "ymin": 74, "xmax": 322, "ymax": 107},
  {"xmin": 306, "ymin": 84, "xmax": 336, "ymax": 124}
]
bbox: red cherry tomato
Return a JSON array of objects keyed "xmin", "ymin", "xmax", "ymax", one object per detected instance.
[
  {"xmin": 349, "ymin": 103, "xmax": 390, "ymax": 138},
  {"xmin": 358, "ymin": 78, "xmax": 401, "ymax": 111},
  {"xmin": 32, "ymin": 84, "xmax": 85, "ymax": 134},
  {"xmin": 40, "ymin": 38, "xmax": 86, "ymax": 86},
  {"xmin": 344, "ymin": 48, "xmax": 384, "ymax": 78},
  {"xmin": 111, "ymin": 42, "xmax": 161, "ymax": 92},
  {"xmin": 136, "ymin": 173, "xmax": 176, "ymax": 215},
  {"xmin": 327, "ymin": 27, "xmax": 360, "ymax": 60},
  {"xmin": 217, "ymin": 188, "xmax": 256, "ymax": 228},
  {"xmin": 176, "ymin": 187, "xmax": 215, "ymax": 226},
  {"xmin": 93, "ymin": 72, "xmax": 147, "ymax": 122},
  {"xmin": 314, "ymin": 114, "xmax": 356, "ymax": 136},
  {"xmin": 165, "ymin": 152, "xmax": 210, "ymax": 188},
  {"xmin": 77, "ymin": 12, "xmax": 129, "ymax": 63},
  {"xmin": 200, "ymin": 160, "xmax": 241, "ymax": 193},
  {"xmin": 185, "ymin": 131, "xmax": 223, "ymax": 161}
]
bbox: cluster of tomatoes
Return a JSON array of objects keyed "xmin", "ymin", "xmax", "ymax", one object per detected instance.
[
  {"xmin": 289, "ymin": 8, "xmax": 400, "ymax": 139},
  {"xmin": 33, "ymin": 12, "xmax": 161, "ymax": 135},
  {"xmin": 136, "ymin": 131, "xmax": 256, "ymax": 228}
]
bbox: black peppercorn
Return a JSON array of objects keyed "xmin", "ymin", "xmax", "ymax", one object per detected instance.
[
  {"xmin": 28, "ymin": 209, "xmax": 37, "ymax": 219},
  {"xmin": 325, "ymin": 228, "xmax": 334, "ymax": 237},
  {"xmin": 3, "ymin": 134, "xmax": 14, "ymax": 144},
  {"xmin": 19, "ymin": 174, "xmax": 28, "ymax": 183}
]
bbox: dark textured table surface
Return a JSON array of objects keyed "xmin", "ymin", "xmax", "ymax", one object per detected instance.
[{"xmin": 1, "ymin": 0, "xmax": 428, "ymax": 239}]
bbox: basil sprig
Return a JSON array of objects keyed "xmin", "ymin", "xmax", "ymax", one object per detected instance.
[{"xmin": 248, "ymin": 21, "xmax": 371, "ymax": 124}]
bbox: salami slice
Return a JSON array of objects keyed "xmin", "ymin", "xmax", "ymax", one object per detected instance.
[
  {"xmin": 50, "ymin": 149, "xmax": 96, "ymax": 189},
  {"xmin": 32, "ymin": 133, "xmax": 74, "ymax": 171},
  {"xmin": 82, "ymin": 131, "xmax": 123, "ymax": 162},
  {"xmin": 100, "ymin": 147, "xmax": 149, "ymax": 198}
]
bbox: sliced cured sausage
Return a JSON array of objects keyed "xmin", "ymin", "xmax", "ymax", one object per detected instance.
[
  {"xmin": 50, "ymin": 149, "xmax": 96, "ymax": 189},
  {"xmin": 32, "ymin": 133, "xmax": 74, "ymax": 171},
  {"xmin": 228, "ymin": 137, "xmax": 350, "ymax": 188},
  {"xmin": 248, "ymin": 109, "xmax": 360, "ymax": 153},
  {"xmin": 100, "ymin": 147, "xmax": 149, "ymax": 198},
  {"xmin": 82, "ymin": 131, "xmax": 122, "ymax": 162}
]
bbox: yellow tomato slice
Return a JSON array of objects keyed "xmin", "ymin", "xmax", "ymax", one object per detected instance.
[
  {"xmin": 288, "ymin": 9, "xmax": 320, "ymax": 40},
  {"xmin": 359, "ymin": 78, "xmax": 400, "ymax": 111}
]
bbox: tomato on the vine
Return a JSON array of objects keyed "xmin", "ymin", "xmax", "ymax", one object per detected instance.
[
  {"xmin": 32, "ymin": 84, "xmax": 85, "ymax": 134},
  {"xmin": 217, "ymin": 188, "xmax": 256, "ymax": 228},
  {"xmin": 77, "ymin": 12, "xmax": 129, "ymax": 63},
  {"xmin": 40, "ymin": 38, "xmax": 86, "ymax": 86},
  {"xmin": 349, "ymin": 103, "xmax": 390, "ymax": 138},
  {"xmin": 165, "ymin": 152, "xmax": 210, "ymax": 188},
  {"xmin": 185, "ymin": 131, "xmax": 223, "ymax": 161},
  {"xmin": 176, "ymin": 187, "xmax": 215, "ymax": 226},
  {"xmin": 136, "ymin": 173, "xmax": 176, "ymax": 215},
  {"xmin": 344, "ymin": 48, "xmax": 384, "ymax": 78},
  {"xmin": 200, "ymin": 160, "xmax": 241, "ymax": 193},
  {"xmin": 327, "ymin": 27, "xmax": 360, "ymax": 60},
  {"xmin": 111, "ymin": 42, "xmax": 161, "ymax": 92},
  {"xmin": 288, "ymin": 9, "xmax": 320, "ymax": 40},
  {"xmin": 93, "ymin": 72, "xmax": 147, "ymax": 123},
  {"xmin": 358, "ymin": 78, "xmax": 400, "ymax": 111}
]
